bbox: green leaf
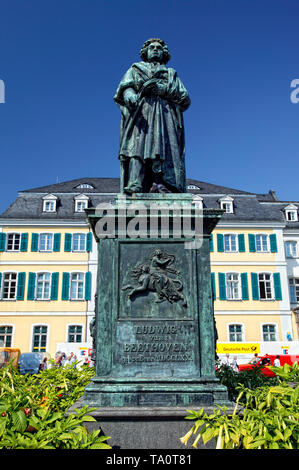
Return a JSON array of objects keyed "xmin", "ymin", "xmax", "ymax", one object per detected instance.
[{"xmin": 12, "ymin": 410, "xmax": 27, "ymax": 433}]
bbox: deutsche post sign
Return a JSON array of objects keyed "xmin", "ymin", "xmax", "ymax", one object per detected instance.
[{"xmin": 216, "ymin": 343, "xmax": 260, "ymax": 354}]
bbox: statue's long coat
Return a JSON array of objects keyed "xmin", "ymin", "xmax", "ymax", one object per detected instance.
[{"xmin": 114, "ymin": 61, "xmax": 190, "ymax": 192}]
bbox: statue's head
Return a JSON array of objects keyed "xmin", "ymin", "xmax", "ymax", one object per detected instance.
[{"xmin": 140, "ymin": 38, "xmax": 171, "ymax": 64}]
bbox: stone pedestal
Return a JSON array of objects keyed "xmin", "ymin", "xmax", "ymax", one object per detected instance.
[{"xmin": 77, "ymin": 194, "xmax": 232, "ymax": 448}]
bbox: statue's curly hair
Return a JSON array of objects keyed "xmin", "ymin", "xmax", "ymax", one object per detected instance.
[{"xmin": 140, "ymin": 38, "xmax": 171, "ymax": 64}]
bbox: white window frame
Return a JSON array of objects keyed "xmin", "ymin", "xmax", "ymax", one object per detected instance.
[
  {"xmin": 258, "ymin": 272, "xmax": 274, "ymax": 300},
  {"xmin": 285, "ymin": 240, "xmax": 297, "ymax": 258},
  {"xmin": 6, "ymin": 232, "xmax": 21, "ymax": 252},
  {"xmin": 31, "ymin": 324, "xmax": 49, "ymax": 352},
  {"xmin": 228, "ymin": 323, "xmax": 244, "ymax": 342},
  {"xmin": 192, "ymin": 195, "xmax": 203, "ymax": 209},
  {"xmin": 67, "ymin": 324, "xmax": 84, "ymax": 343},
  {"xmin": 289, "ymin": 277, "xmax": 299, "ymax": 303},
  {"xmin": 72, "ymin": 233, "xmax": 87, "ymax": 252},
  {"xmin": 255, "ymin": 234, "xmax": 269, "ymax": 253},
  {"xmin": 1, "ymin": 272, "xmax": 18, "ymax": 300},
  {"xmin": 261, "ymin": 323, "xmax": 278, "ymax": 342},
  {"xmin": 39, "ymin": 233, "xmax": 53, "ymax": 252},
  {"xmin": 76, "ymin": 183, "xmax": 94, "ymax": 189},
  {"xmin": 42, "ymin": 194, "xmax": 57, "ymax": 213},
  {"xmin": 187, "ymin": 184, "xmax": 200, "ymax": 190},
  {"xmin": 219, "ymin": 196, "xmax": 234, "ymax": 214},
  {"xmin": 0, "ymin": 324, "xmax": 14, "ymax": 347},
  {"xmin": 74, "ymin": 194, "xmax": 89, "ymax": 213},
  {"xmin": 223, "ymin": 233, "xmax": 238, "ymax": 252},
  {"xmin": 35, "ymin": 272, "xmax": 51, "ymax": 301},
  {"xmin": 225, "ymin": 272, "xmax": 241, "ymax": 300},
  {"xmin": 69, "ymin": 272, "xmax": 85, "ymax": 301},
  {"xmin": 284, "ymin": 204, "xmax": 298, "ymax": 222}
]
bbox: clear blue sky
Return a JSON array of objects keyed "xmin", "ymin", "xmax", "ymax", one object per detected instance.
[{"xmin": 0, "ymin": 0, "xmax": 299, "ymax": 212}]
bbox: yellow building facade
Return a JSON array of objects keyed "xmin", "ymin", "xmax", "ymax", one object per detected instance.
[{"xmin": 0, "ymin": 178, "xmax": 298, "ymax": 362}]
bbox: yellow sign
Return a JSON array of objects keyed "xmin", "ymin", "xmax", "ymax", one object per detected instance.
[{"xmin": 216, "ymin": 343, "xmax": 260, "ymax": 354}]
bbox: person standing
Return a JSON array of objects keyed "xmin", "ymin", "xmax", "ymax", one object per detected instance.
[{"xmin": 274, "ymin": 355, "xmax": 281, "ymax": 367}]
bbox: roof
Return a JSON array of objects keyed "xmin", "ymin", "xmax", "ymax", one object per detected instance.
[{"xmin": 0, "ymin": 177, "xmax": 291, "ymax": 224}]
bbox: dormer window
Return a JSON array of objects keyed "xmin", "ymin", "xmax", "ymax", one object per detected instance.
[
  {"xmin": 187, "ymin": 184, "xmax": 200, "ymax": 190},
  {"xmin": 75, "ymin": 183, "xmax": 94, "ymax": 189},
  {"xmin": 284, "ymin": 204, "xmax": 298, "ymax": 222},
  {"xmin": 219, "ymin": 196, "xmax": 234, "ymax": 214},
  {"xmin": 74, "ymin": 194, "xmax": 89, "ymax": 213},
  {"xmin": 192, "ymin": 195, "xmax": 203, "ymax": 209},
  {"xmin": 42, "ymin": 194, "xmax": 57, "ymax": 212}
]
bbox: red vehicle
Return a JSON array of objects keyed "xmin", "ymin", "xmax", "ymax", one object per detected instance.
[{"xmin": 238, "ymin": 354, "xmax": 299, "ymax": 377}]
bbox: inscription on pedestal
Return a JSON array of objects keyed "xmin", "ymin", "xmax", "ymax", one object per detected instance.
[{"xmin": 115, "ymin": 320, "xmax": 199, "ymax": 377}]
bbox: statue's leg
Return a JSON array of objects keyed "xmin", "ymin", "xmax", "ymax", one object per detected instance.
[{"xmin": 124, "ymin": 157, "xmax": 144, "ymax": 193}]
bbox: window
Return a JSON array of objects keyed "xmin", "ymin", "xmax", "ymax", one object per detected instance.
[
  {"xmin": 36, "ymin": 273, "xmax": 51, "ymax": 300},
  {"xmin": 289, "ymin": 278, "xmax": 299, "ymax": 303},
  {"xmin": 192, "ymin": 195, "xmax": 203, "ymax": 209},
  {"xmin": 224, "ymin": 234, "xmax": 238, "ymax": 252},
  {"xmin": 258, "ymin": 273, "xmax": 273, "ymax": 300},
  {"xmin": 226, "ymin": 273, "xmax": 241, "ymax": 300},
  {"xmin": 2, "ymin": 273, "xmax": 17, "ymax": 300},
  {"xmin": 6, "ymin": 233, "xmax": 20, "ymax": 251},
  {"xmin": 68, "ymin": 325, "xmax": 83, "ymax": 343},
  {"xmin": 70, "ymin": 273, "xmax": 85, "ymax": 300},
  {"xmin": 0, "ymin": 326, "xmax": 13, "ymax": 347},
  {"xmin": 42, "ymin": 194, "xmax": 57, "ymax": 212},
  {"xmin": 32, "ymin": 326, "xmax": 48, "ymax": 352},
  {"xmin": 74, "ymin": 195, "xmax": 89, "ymax": 213},
  {"xmin": 39, "ymin": 233, "xmax": 53, "ymax": 252},
  {"xmin": 285, "ymin": 241, "xmax": 297, "ymax": 258},
  {"xmin": 229, "ymin": 324, "xmax": 243, "ymax": 342},
  {"xmin": 187, "ymin": 184, "xmax": 200, "ymax": 190},
  {"xmin": 255, "ymin": 234, "xmax": 269, "ymax": 252},
  {"xmin": 72, "ymin": 233, "xmax": 86, "ymax": 252},
  {"xmin": 284, "ymin": 205, "xmax": 298, "ymax": 222},
  {"xmin": 219, "ymin": 196, "xmax": 234, "ymax": 214},
  {"xmin": 76, "ymin": 183, "xmax": 94, "ymax": 189},
  {"xmin": 262, "ymin": 324, "xmax": 277, "ymax": 342},
  {"xmin": 76, "ymin": 201, "xmax": 87, "ymax": 212}
]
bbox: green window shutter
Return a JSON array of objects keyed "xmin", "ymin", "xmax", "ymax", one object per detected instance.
[
  {"xmin": 64, "ymin": 233, "xmax": 72, "ymax": 252},
  {"xmin": 270, "ymin": 234, "xmax": 278, "ymax": 253},
  {"xmin": 0, "ymin": 233, "xmax": 6, "ymax": 251},
  {"xmin": 273, "ymin": 272, "xmax": 282, "ymax": 300},
  {"xmin": 211, "ymin": 272, "xmax": 216, "ymax": 300},
  {"xmin": 218, "ymin": 273, "xmax": 226, "ymax": 300},
  {"xmin": 17, "ymin": 272, "xmax": 26, "ymax": 300},
  {"xmin": 20, "ymin": 233, "xmax": 28, "ymax": 252},
  {"xmin": 251, "ymin": 273, "xmax": 259, "ymax": 300},
  {"xmin": 217, "ymin": 234, "xmax": 224, "ymax": 252},
  {"xmin": 27, "ymin": 272, "xmax": 36, "ymax": 300},
  {"xmin": 86, "ymin": 232, "xmax": 92, "ymax": 252},
  {"xmin": 31, "ymin": 233, "xmax": 39, "ymax": 252},
  {"xmin": 85, "ymin": 272, "xmax": 91, "ymax": 300},
  {"xmin": 241, "ymin": 273, "xmax": 249, "ymax": 300},
  {"xmin": 238, "ymin": 234, "xmax": 245, "ymax": 252},
  {"xmin": 248, "ymin": 234, "xmax": 256, "ymax": 252},
  {"xmin": 209, "ymin": 235, "xmax": 214, "ymax": 252},
  {"xmin": 62, "ymin": 272, "xmax": 70, "ymax": 300},
  {"xmin": 53, "ymin": 233, "xmax": 61, "ymax": 252},
  {"xmin": 50, "ymin": 272, "xmax": 59, "ymax": 300}
]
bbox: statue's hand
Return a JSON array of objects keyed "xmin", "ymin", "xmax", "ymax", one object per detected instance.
[
  {"xmin": 155, "ymin": 82, "xmax": 167, "ymax": 97},
  {"xmin": 124, "ymin": 90, "xmax": 138, "ymax": 110}
]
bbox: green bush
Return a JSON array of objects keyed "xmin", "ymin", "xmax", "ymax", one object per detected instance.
[
  {"xmin": 181, "ymin": 363, "xmax": 299, "ymax": 449},
  {"xmin": 0, "ymin": 362, "xmax": 111, "ymax": 449},
  {"xmin": 216, "ymin": 362, "xmax": 278, "ymax": 402}
]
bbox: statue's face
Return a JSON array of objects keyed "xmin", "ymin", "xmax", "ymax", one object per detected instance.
[{"xmin": 147, "ymin": 41, "xmax": 164, "ymax": 63}]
